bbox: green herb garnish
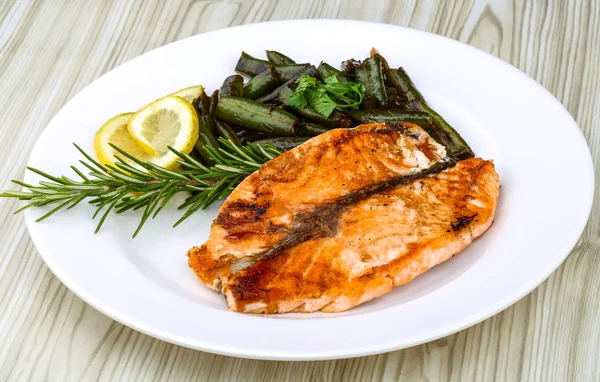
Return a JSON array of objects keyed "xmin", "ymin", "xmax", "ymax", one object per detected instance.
[
  {"xmin": 287, "ymin": 75, "xmax": 366, "ymax": 118},
  {"xmin": 0, "ymin": 139, "xmax": 281, "ymax": 237}
]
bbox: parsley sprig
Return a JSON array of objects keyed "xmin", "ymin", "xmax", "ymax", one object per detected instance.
[{"xmin": 287, "ymin": 75, "xmax": 366, "ymax": 118}]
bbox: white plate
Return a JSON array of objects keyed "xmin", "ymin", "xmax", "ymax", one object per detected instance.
[{"xmin": 23, "ymin": 20, "xmax": 594, "ymax": 360}]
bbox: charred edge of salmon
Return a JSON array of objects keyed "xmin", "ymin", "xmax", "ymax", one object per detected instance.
[
  {"xmin": 330, "ymin": 122, "xmax": 408, "ymax": 146},
  {"xmin": 226, "ymin": 157, "xmax": 457, "ymax": 276},
  {"xmin": 341, "ymin": 122, "xmax": 442, "ymax": 161}
]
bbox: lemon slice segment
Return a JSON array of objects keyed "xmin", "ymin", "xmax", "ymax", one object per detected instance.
[
  {"xmin": 127, "ymin": 96, "xmax": 198, "ymax": 160},
  {"xmin": 94, "ymin": 113, "xmax": 154, "ymax": 168},
  {"xmin": 168, "ymin": 85, "xmax": 204, "ymax": 104}
]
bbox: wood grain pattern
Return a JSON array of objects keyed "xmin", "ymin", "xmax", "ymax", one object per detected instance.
[{"xmin": 0, "ymin": 0, "xmax": 598, "ymax": 380}]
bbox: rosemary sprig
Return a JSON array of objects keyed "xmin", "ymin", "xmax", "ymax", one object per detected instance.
[{"xmin": 0, "ymin": 138, "xmax": 282, "ymax": 237}]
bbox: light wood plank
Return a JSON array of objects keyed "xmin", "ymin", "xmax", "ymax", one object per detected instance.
[{"xmin": 0, "ymin": 0, "xmax": 598, "ymax": 380}]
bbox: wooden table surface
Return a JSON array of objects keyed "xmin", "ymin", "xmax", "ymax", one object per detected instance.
[{"xmin": 0, "ymin": 0, "xmax": 598, "ymax": 380}]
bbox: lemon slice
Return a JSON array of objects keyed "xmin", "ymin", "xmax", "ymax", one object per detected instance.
[
  {"xmin": 94, "ymin": 113, "xmax": 154, "ymax": 168},
  {"xmin": 168, "ymin": 85, "xmax": 204, "ymax": 104},
  {"xmin": 127, "ymin": 96, "xmax": 199, "ymax": 162}
]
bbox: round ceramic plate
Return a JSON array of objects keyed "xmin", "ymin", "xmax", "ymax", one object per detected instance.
[{"xmin": 23, "ymin": 20, "xmax": 594, "ymax": 360}]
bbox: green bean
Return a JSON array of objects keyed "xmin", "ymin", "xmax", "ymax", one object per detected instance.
[
  {"xmin": 299, "ymin": 65, "xmax": 321, "ymax": 79},
  {"xmin": 355, "ymin": 55, "xmax": 387, "ymax": 108},
  {"xmin": 257, "ymin": 82, "xmax": 293, "ymax": 104},
  {"xmin": 204, "ymin": 113, "xmax": 218, "ymax": 135},
  {"xmin": 373, "ymin": 52, "xmax": 418, "ymax": 107},
  {"xmin": 385, "ymin": 86, "xmax": 402, "ymax": 108},
  {"xmin": 273, "ymin": 85, "xmax": 295, "ymax": 104},
  {"xmin": 266, "ymin": 50, "xmax": 296, "ymax": 65},
  {"xmin": 243, "ymin": 67, "xmax": 279, "ymax": 99},
  {"xmin": 373, "ymin": 51, "xmax": 474, "ymax": 159},
  {"xmin": 288, "ymin": 106, "xmax": 353, "ymax": 129},
  {"xmin": 340, "ymin": 58, "xmax": 360, "ymax": 77},
  {"xmin": 236, "ymin": 129, "xmax": 268, "ymax": 144},
  {"xmin": 317, "ymin": 62, "xmax": 349, "ymax": 83},
  {"xmin": 387, "ymin": 67, "xmax": 473, "ymax": 159},
  {"xmin": 215, "ymin": 97, "xmax": 297, "ymax": 136},
  {"xmin": 192, "ymin": 95, "xmax": 201, "ymax": 110},
  {"xmin": 297, "ymin": 122, "xmax": 331, "ymax": 136},
  {"xmin": 347, "ymin": 109, "xmax": 432, "ymax": 127},
  {"xmin": 253, "ymin": 137, "xmax": 310, "ymax": 151},
  {"xmin": 347, "ymin": 109, "xmax": 444, "ymax": 146},
  {"xmin": 193, "ymin": 90, "xmax": 208, "ymax": 115},
  {"xmin": 273, "ymin": 64, "xmax": 310, "ymax": 82},
  {"xmin": 385, "ymin": 67, "xmax": 425, "ymax": 105},
  {"xmin": 209, "ymin": 90, "xmax": 219, "ymax": 116},
  {"xmin": 219, "ymin": 75, "xmax": 244, "ymax": 97},
  {"xmin": 235, "ymin": 52, "xmax": 270, "ymax": 77},
  {"xmin": 413, "ymin": 102, "xmax": 474, "ymax": 160},
  {"xmin": 200, "ymin": 91, "xmax": 210, "ymax": 116},
  {"xmin": 194, "ymin": 116, "xmax": 220, "ymax": 164},
  {"xmin": 214, "ymin": 120, "xmax": 242, "ymax": 146}
]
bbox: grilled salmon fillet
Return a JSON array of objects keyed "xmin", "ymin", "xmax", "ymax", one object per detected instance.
[{"xmin": 188, "ymin": 123, "xmax": 499, "ymax": 313}]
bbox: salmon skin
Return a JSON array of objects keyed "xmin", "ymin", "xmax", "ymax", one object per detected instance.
[{"xmin": 188, "ymin": 123, "xmax": 499, "ymax": 313}]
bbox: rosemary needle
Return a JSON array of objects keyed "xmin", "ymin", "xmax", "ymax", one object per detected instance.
[{"xmin": 0, "ymin": 138, "xmax": 282, "ymax": 238}]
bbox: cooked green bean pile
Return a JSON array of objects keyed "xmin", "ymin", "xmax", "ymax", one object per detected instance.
[
  {"xmin": 0, "ymin": 49, "xmax": 477, "ymax": 236},
  {"xmin": 191, "ymin": 49, "xmax": 474, "ymax": 161}
]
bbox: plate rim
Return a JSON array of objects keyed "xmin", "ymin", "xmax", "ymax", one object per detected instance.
[{"xmin": 22, "ymin": 19, "xmax": 595, "ymax": 360}]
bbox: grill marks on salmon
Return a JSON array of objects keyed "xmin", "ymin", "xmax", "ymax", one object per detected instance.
[
  {"xmin": 187, "ymin": 123, "xmax": 500, "ymax": 314},
  {"xmin": 221, "ymin": 158, "xmax": 499, "ymax": 313},
  {"xmin": 189, "ymin": 123, "xmax": 447, "ymax": 290}
]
